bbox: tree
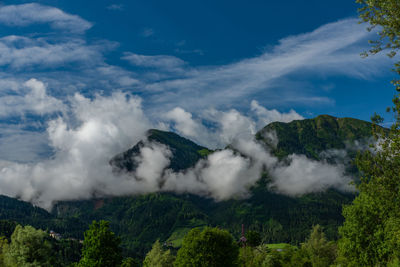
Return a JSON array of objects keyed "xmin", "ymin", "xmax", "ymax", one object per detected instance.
[
  {"xmin": 0, "ymin": 236, "xmax": 8, "ymax": 266},
  {"xmin": 143, "ymin": 240, "xmax": 174, "ymax": 267},
  {"xmin": 3, "ymin": 225, "xmax": 56, "ymax": 267},
  {"xmin": 174, "ymin": 227, "xmax": 239, "ymax": 267},
  {"xmin": 245, "ymin": 230, "xmax": 261, "ymax": 247},
  {"xmin": 337, "ymin": 2, "xmax": 400, "ymax": 265},
  {"xmin": 357, "ymin": 0, "xmax": 400, "ymax": 59},
  {"xmin": 77, "ymin": 220, "xmax": 122, "ymax": 267},
  {"xmin": 301, "ymin": 225, "xmax": 336, "ymax": 267},
  {"xmin": 121, "ymin": 257, "xmax": 140, "ymax": 267}
]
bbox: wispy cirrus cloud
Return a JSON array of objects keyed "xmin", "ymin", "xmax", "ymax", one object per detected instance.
[
  {"xmin": 122, "ymin": 52, "xmax": 185, "ymax": 70},
  {"xmin": 0, "ymin": 3, "xmax": 92, "ymax": 34},
  {"xmin": 137, "ymin": 19, "xmax": 390, "ymax": 111},
  {"xmin": 107, "ymin": 4, "xmax": 124, "ymax": 11},
  {"xmin": 0, "ymin": 36, "xmax": 104, "ymax": 70}
]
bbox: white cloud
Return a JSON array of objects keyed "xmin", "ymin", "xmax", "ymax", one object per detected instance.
[
  {"xmin": 122, "ymin": 52, "xmax": 185, "ymax": 71},
  {"xmin": 0, "ymin": 3, "xmax": 92, "ymax": 33},
  {"xmin": 164, "ymin": 107, "xmax": 207, "ymax": 138},
  {"xmin": 162, "ymin": 103, "xmax": 303, "ymax": 148},
  {"xmin": 270, "ymin": 154, "xmax": 354, "ymax": 196},
  {"xmin": 142, "ymin": 19, "xmax": 390, "ymax": 111},
  {"xmin": 0, "ymin": 78, "xmax": 65, "ymax": 117},
  {"xmin": 0, "ymin": 36, "xmax": 103, "ymax": 69},
  {"xmin": 251, "ymin": 100, "xmax": 304, "ymax": 129},
  {"xmin": 0, "ymin": 91, "xmax": 151, "ymax": 209},
  {"xmin": 0, "ymin": 87, "xmax": 354, "ymax": 208}
]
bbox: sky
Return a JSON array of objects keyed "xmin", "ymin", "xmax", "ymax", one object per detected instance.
[{"xmin": 0, "ymin": 1, "xmax": 396, "ymax": 207}]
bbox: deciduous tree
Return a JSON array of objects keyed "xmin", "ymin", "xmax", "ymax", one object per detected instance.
[
  {"xmin": 174, "ymin": 227, "xmax": 238, "ymax": 267},
  {"xmin": 77, "ymin": 220, "xmax": 122, "ymax": 267},
  {"xmin": 143, "ymin": 240, "xmax": 174, "ymax": 267}
]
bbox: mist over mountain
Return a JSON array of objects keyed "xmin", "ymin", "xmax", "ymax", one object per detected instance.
[
  {"xmin": 0, "ymin": 114, "xmax": 377, "ymax": 256},
  {"xmin": 109, "ymin": 114, "xmax": 376, "ymax": 200}
]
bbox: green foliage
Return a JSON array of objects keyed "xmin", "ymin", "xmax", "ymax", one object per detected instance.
[
  {"xmin": 0, "ymin": 116, "xmax": 377, "ymax": 258},
  {"xmin": 239, "ymin": 245, "xmax": 270, "ymax": 267},
  {"xmin": 333, "ymin": 2, "xmax": 400, "ymax": 265},
  {"xmin": 143, "ymin": 240, "xmax": 174, "ymax": 267},
  {"xmin": 77, "ymin": 220, "xmax": 122, "ymax": 267},
  {"xmin": 174, "ymin": 227, "xmax": 239, "ymax": 267},
  {"xmin": 121, "ymin": 257, "xmax": 141, "ymax": 267},
  {"xmin": 257, "ymin": 114, "xmax": 376, "ymax": 160},
  {"xmin": 0, "ymin": 236, "xmax": 8, "ymax": 266},
  {"xmin": 245, "ymin": 230, "xmax": 261, "ymax": 247},
  {"xmin": 4, "ymin": 225, "xmax": 56, "ymax": 267},
  {"xmin": 301, "ymin": 225, "xmax": 336, "ymax": 267},
  {"xmin": 356, "ymin": 0, "xmax": 400, "ymax": 65},
  {"xmin": 0, "ymin": 220, "xmax": 17, "ymax": 240},
  {"xmin": 337, "ymin": 134, "xmax": 400, "ymax": 265},
  {"xmin": 110, "ymin": 129, "xmax": 209, "ymax": 172}
]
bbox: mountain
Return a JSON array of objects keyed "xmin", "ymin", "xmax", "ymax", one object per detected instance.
[
  {"xmin": 256, "ymin": 114, "xmax": 376, "ymax": 160},
  {"xmin": 0, "ymin": 115, "xmax": 378, "ymax": 258},
  {"xmin": 110, "ymin": 129, "xmax": 211, "ymax": 172}
]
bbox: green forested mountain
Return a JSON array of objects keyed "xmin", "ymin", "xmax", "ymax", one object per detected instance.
[
  {"xmin": 110, "ymin": 129, "xmax": 211, "ymax": 172},
  {"xmin": 0, "ymin": 115, "xmax": 377, "ymax": 258},
  {"xmin": 257, "ymin": 114, "xmax": 376, "ymax": 159}
]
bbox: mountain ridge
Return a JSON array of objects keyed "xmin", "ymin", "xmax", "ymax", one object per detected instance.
[{"xmin": 0, "ymin": 115, "xmax": 379, "ymax": 258}]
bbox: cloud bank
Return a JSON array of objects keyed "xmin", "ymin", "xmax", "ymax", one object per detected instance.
[
  {"xmin": 0, "ymin": 81, "xmax": 353, "ymax": 209},
  {"xmin": 0, "ymin": 4, "xmax": 381, "ymax": 209}
]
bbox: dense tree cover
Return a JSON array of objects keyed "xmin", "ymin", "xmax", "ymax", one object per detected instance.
[
  {"xmin": 110, "ymin": 129, "xmax": 211, "ymax": 173},
  {"xmin": 3, "ymin": 225, "xmax": 56, "ymax": 267},
  {"xmin": 143, "ymin": 240, "xmax": 174, "ymax": 267},
  {"xmin": 336, "ymin": 0, "xmax": 400, "ymax": 266},
  {"xmin": 256, "ymin": 115, "xmax": 377, "ymax": 160},
  {"xmin": 0, "ymin": 220, "xmax": 339, "ymax": 267},
  {"xmin": 174, "ymin": 227, "xmax": 239, "ymax": 267},
  {"xmin": 0, "ymin": 116, "xmax": 373, "ymax": 257},
  {"xmin": 238, "ymin": 225, "xmax": 336, "ymax": 267},
  {"xmin": 245, "ymin": 230, "xmax": 261, "ymax": 247},
  {"xmin": 77, "ymin": 220, "xmax": 122, "ymax": 267},
  {"xmin": 301, "ymin": 225, "xmax": 336, "ymax": 267}
]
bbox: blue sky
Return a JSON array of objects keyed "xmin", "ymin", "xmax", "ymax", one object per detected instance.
[
  {"xmin": 0, "ymin": 1, "xmax": 397, "ymax": 162},
  {"xmin": 0, "ymin": 1, "xmax": 397, "ymax": 207}
]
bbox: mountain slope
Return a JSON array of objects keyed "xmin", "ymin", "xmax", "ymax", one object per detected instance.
[
  {"xmin": 0, "ymin": 115, "xmax": 379, "ymax": 258},
  {"xmin": 256, "ymin": 114, "xmax": 376, "ymax": 159},
  {"xmin": 110, "ymin": 129, "xmax": 211, "ymax": 172}
]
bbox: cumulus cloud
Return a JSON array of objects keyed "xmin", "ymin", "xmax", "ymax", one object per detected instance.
[
  {"xmin": 270, "ymin": 154, "xmax": 353, "ymax": 196},
  {"xmin": 0, "ymin": 84, "xmax": 355, "ymax": 209},
  {"xmin": 0, "ymin": 10, "xmax": 376, "ymax": 208},
  {"xmin": 162, "ymin": 104, "xmax": 303, "ymax": 148},
  {"xmin": 164, "ymin": 107, "xmax": 208, "ymax": 139},
  {"xmin": 0, "ymin": 78, "xmax": 65, "ymax": 117},
  {"xmin": 0, "ymin": 91, "xmax": 150, "ymax": 209},
  {"xmin": 0, "ymin": 3, "xmax": 92, "ymax": 33},
  {"xmin": 161, "ymin": 138, "xmax": 278, "ymax": 200},
  {"xmin": 251, "ymin": 100, "xmax": 304, "ymax": 129}
]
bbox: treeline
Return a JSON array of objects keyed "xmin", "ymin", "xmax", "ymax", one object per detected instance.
[{"xmin": 0, "ymin": 219, "xmax": 341, "ymax": 267}]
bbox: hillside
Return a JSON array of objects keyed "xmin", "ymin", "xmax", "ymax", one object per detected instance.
[
  {"xmin": 256, "ymin": 114, "xmax": 376, "ymax": 160},
  {"xmin": 110, "ymin": 129, "xmax": 211, "ymax": 172},
  {"xmin": 0, "ymin": 115, "xmax": 378, "ymax": 258}
]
